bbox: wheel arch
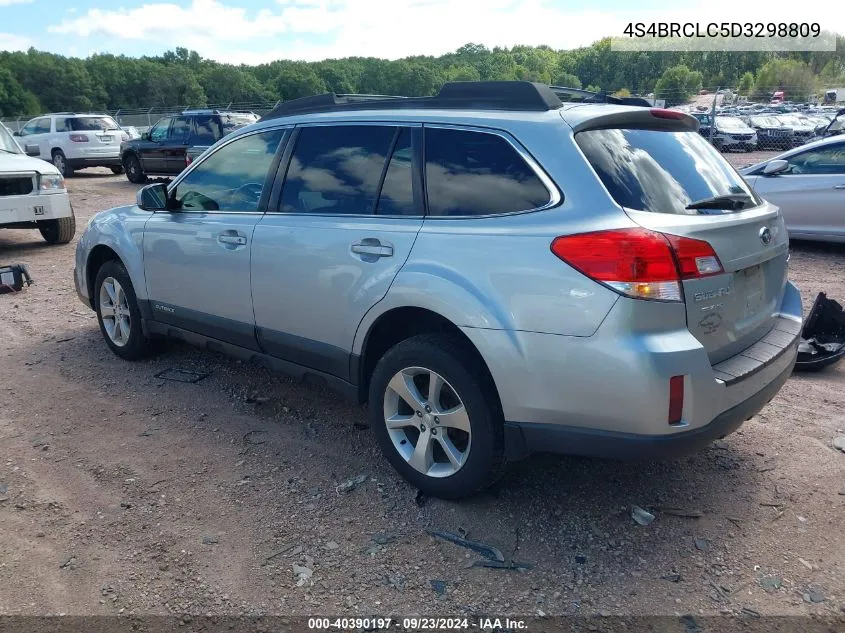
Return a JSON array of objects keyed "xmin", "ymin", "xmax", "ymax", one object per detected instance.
[
  {"xmin": 354, "ymin": 305, "xmax": 505, "ymax": 418},
  {"xmin": 121, "ymin": 149, "xmax": 141, "ymax": 165},
  {"xmin": 83, "ymin": 230, "xmax": 148, "ymax": 313},
  {"xmin": 86, "ymin": 245, "xmax": 122, "ymax": 307}
]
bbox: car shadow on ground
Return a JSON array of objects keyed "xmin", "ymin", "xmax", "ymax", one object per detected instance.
[
  {"xmin": 38, "ymin": 325, "xmax": 770, "ymax": 581},
  {"xmin": 790, "ymin": 239, "xmax": 845, "ymax": 255},
  {"xmin": 69, "ymin": 171, "xmax": 118, "ymax": 179},
  {"xmin": 0, "ymin": 233, "xmax": 60, "ymax": 253}
]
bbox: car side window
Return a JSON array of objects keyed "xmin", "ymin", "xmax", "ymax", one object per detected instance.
[
  {"xmin": 169, "ymin": 116, "xmax": 191, "ymax": 144},
  {"xmin": 55, "ymin": 118, "xmax": 69, "ymax": 133},
  {"xmin": 34, "ymin": 118, "xmax": 51, "ymax": 134},
  {"xmin": 375, "ymin": 128, "xmax": 416, "ymax": 216},
  {"xmin": 785, "ymin": 143, "xmax": 845, "ymax": 175},
  {"xmin": 149, "ymin": 118, "xmax": 171, "ymax": 143},
  {"xmin": 20, "ymin": 121, "xmax": 38, "ymax": 136},
  {"xmin": 172, "ymin": 129, "xmax": 284, "ymax": 213},
  {"xmin": 279, "ymin": 125, "xmax": 396, "ymax": 215},
  {"xmin": 193, "ymin": 115, "xmax": 222, "ymax": 144},
  {"xmin": 424, "ymin": 127, "xmax": 551, "ymax": 217}
]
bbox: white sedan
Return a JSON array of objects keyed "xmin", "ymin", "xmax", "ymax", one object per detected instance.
[{"xmin": 740, "ymin": 135, "xmax": 845, "ymax": 243}]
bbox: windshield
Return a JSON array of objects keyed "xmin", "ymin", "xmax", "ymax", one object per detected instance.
[
  {"xmin": 716, "ymin": 117, "xmax": 749, "ymax": 131},
  {"xmin": 576, "ymin": 128, "xmax": 760, "ymax": 215},
  {"xmin": 67, "ymin": 116, "xmax": 121, "ymax": 131},
  {"xmin": 0, "ymin": 124, "xmax": 22, "ymax": 154}
]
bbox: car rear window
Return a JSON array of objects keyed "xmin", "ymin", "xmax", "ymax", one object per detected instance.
[
  {"xmin": 575, "ymin": 128, "xmax": 760, "ymax": 215},
  {"xmin": 221, "ymin": 114, "xmax": 258, "ymax": 133},
  {"xmin": 68, "ymin": 117, "xmax": 120, "ymax": 131}
]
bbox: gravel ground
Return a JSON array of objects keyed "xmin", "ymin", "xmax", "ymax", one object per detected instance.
[{"xmin": 0, "ymin": 164, "xmax": 843, "ymax": 621}]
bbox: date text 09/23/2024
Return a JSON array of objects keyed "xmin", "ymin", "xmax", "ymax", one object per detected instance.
[{"xmin": 307, "ymin": 617, "xmax": 528, "ymax": 630}]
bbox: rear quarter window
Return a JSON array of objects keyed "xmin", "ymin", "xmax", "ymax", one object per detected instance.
[
  {"xmin": 69, "ymin": 117, "xmax": 120, "ymax": 131},
  {"xmin": 575, "ymin": 128, "xmax": 760, "ymax": 214},
  {"xmin": 424, "ymin": 127, "xmax": 551, "ymax": 217}
]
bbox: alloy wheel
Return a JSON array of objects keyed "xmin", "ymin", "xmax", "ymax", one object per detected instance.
[
  {"xmin": 382, "ymin": 366, "xmax": 471, "ymax": 478},
  {"xmin": 99, "ymin": 276, "xmax": 131, "ymax": 347}
]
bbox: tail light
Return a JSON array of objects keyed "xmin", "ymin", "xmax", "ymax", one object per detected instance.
[
  {"xmin": 69, "ymin": 134, "xmax": 89, "ymax": 143},
  {"xmin": 650, "ymin": 108, "xmax": 686, "ymax": 120},
  {"xmin": 121, "ymin": 133, "xmax": 129, "ymax": 142},
  {"xmin": 550, "ymin": 228, "xmax": 723, "ymax": 302},
  {"xmin": 186, "ymin": 154, "xmax": 193, "ymax": 166}
]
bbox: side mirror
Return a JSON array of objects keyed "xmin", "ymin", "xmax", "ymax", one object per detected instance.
[
  {"xmin": 762, "ymin": 159, "xmax": 789, "ymax": 176},
  {"xmin": 141, "ymin": 132, "xmax": 150, "ymax": 141},
  {"xmin": 24, "ymin": 144, "xmax": 40, "ymax": 157},
  {"xmin": 136, "ymin": 182, "xmax": 170, "ymax": 211},
  {"xmin": 12, "ymin": 131, "xmax": 20, "ymax": 137}
]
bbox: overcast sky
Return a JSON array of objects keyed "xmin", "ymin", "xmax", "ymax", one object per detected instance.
[{"xmin": 1, "ymin": 0, "xmax": 842, "ymax": 64}]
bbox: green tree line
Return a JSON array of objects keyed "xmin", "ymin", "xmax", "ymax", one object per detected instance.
[{"xmin": 2, "ymin": 37, "xmax": 845, "ymax": 117}]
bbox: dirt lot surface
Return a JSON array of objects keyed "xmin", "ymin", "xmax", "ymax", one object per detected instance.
[{"xmin": 0, "ymin": 161, "xmax": 843, "ymax": 621}]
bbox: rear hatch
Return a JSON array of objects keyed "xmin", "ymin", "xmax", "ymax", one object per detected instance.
[
  {"xmin": 68, "ymin": 116, "xmax": 124, "ymax": 154},
  {"xmin": 572, "ymin": 112, "xmax": 789, "ymax": 364}
]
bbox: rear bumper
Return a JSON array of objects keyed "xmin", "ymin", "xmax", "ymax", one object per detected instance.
[
  {"xmin": 504, "ymin": 341, "xmax": 796, "ymax": 460},
  {"xmin": 67, "ymin": 156, "xmax": 122, "ymax": 169}
]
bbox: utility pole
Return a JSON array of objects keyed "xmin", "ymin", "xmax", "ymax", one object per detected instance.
[{"xmin": 708, "ymin": 86, "xmax": 719, "ymax": 143}]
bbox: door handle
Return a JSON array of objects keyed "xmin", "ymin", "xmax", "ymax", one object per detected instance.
[
  {"xmin": 833, "ymin": 184, "xmax": 845, "ymax": 190},
  {"xmin": 351, "ymin": 239, "xmax": 393, "ymax": 258},
  {"xmin": 218, "ymin": 233, "xmax": 247, "ymax": 246}
]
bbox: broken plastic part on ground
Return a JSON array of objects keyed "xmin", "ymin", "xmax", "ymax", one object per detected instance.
[{"xmin": 794, "ymin": 292, "xmax": 845, "ymax": 372}]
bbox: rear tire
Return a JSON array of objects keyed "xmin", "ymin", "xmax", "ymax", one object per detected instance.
[
  {"xmin": 52, "ymin": 150, "xmax": 73, "ymax": 177},
  {"xmin": 94, "ymin": 260, "xmax": 151, "ymax": 360},
  {"xmin": 123, "ymin": 154, "xmax": 146, "ymax": 184},
  {"xmin": 368, "ymin": 333, "xmax": 505, "ymax": 500},
  {"xmin": 38, "ymin": 211, "xmax": 76, "ymax": 244}
]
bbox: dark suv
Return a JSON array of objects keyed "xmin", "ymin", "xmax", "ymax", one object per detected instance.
[{"xmin": 120, "ymin": 109, "xmax": 258, "ymax": 183}]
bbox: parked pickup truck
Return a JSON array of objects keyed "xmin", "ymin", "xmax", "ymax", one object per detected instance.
[
  {"xmin": 120, "ymin": 109, "xmax": 258, "ymax": 183},
  {"xmin": 0, "ymin": 122, "xmax": 75, "ymax": 244}
]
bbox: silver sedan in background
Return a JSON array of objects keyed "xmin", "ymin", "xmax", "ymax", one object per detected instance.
[{"xmin": 740, "ymin": 135, "xmax": 845, "ymax": 243}]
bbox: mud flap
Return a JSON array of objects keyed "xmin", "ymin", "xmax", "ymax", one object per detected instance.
[{"xmin": 794, "ymin": 292, "xmax": 845, "ymax": 372}]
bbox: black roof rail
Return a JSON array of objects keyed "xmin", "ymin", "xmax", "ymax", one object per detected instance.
[
  {"xmin": 259, "ymin": 81, "xmax": 563, "ymax": 121},
  {"xmin": 550, "ymin": 86, "xmax": 652, "ymax": 108}
]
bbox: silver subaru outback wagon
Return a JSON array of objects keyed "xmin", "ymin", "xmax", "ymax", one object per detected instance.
[{"xmin": 74, "ymin": 82, "xmax": 802, "ymax": 499}]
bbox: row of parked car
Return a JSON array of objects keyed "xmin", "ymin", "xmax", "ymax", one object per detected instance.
[
  {"xmin": 690, "ymin": 109, "xmax": 843, "ymax": 152},
  {"xmin": 9, "ymin": 109, "xmax": 258, "ymax": 181}
]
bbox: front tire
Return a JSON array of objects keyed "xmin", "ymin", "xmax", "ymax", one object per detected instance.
[
  {"xmin": 38, "ymin": 211, "xmax": 76, "ymax": 244},
  {"xmin": 94, "ymin": 260, "xmax": 150, "ymax": 360},
  {"xmin": 368, "ymin": 333, "xmax": 505, "ymax": 499},
  {"xmin": 123, "ymin": 154, "xmax": 146, "ymax": 184}
]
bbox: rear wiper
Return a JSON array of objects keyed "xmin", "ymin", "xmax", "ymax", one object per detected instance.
[{"xmin": 685, "ymin": 193, "xmax": 754, "ymax": 211}]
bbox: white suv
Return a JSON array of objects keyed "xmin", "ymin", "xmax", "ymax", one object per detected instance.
[
  {"xmin": 15, "ymin": 113, "xmax": 127, "ymax": 177},
  {"xmin": 0, "ymin": 122, "xmax": 75, "ymax": 244}
]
